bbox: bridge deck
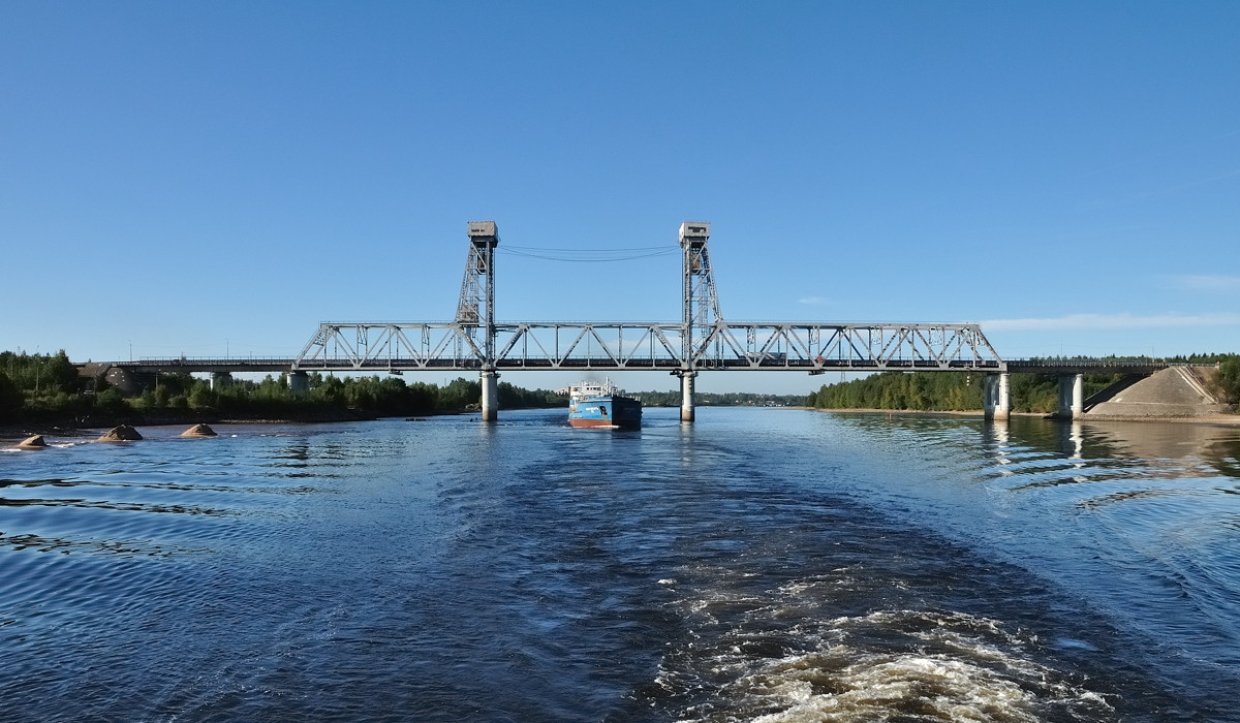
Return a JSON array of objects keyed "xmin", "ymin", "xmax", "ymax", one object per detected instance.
[{"xmin": 99, "ymin": 356, "xmax": 1171, "ymax": 377}]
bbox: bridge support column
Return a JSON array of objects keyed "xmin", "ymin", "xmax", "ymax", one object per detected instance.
[
  {"xmin": 984, "ymin": 372, "xmax": 1010, "ymax": 421},
  {"xmin": 1057, "ymin": 373, "xmax": 1084, "ymax": 419},
  {"xmin": 210, "ymin": 372, "xmax": 232, "ymax": 391},
  {"xmin": 679, "ymin": 371, "xmax": 697, "ymax": 423},
  {"xmin": 288, "ymin": 370, "xmax": 309, "ymax": 396},
  {"xmin": 480, "ymin": 370, "xmax": 499, "ymax": 423}
]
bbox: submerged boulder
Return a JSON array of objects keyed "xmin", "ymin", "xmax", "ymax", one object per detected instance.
[
  {"xmin": 180, "ymin": 423, "xmax": 217, "ymax": 438},
  {"xmin": 17, "ymin": 435, "xmax": 47, "ymax": 449},
  {"xmin": 98, "ymin": 424, "xmax": 142, "ymax": 442}
]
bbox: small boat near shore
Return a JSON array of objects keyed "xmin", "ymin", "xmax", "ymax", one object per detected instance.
[{"xmin": 567, "ymin": 380, "xmax": 642, "ymax": 429}]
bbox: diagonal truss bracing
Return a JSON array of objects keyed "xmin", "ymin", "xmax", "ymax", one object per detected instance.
[{"xmin": 293, "ymin": 321, "xmax": 1005, "ymax": 373}]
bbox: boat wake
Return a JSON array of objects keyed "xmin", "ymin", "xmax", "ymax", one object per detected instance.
[{"xmin": 649, "ymin": 573, "xmax": 1114, "ymax": 722}]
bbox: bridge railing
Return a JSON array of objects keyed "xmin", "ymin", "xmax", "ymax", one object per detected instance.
[{"xmin": 113, "ymin": 357, "xmax": 295, "ymax": 372}]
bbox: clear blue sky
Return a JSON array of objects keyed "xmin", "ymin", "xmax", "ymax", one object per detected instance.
[{"xmin": 3, "ymin": 1, "xmax": 1238, "ymax": 394}]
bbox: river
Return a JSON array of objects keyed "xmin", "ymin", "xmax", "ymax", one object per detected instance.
[{"xmin": 2, "ymin": 408, "xmax": 1239, "ymax": 722}]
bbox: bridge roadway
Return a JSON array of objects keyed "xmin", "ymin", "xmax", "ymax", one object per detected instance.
[
  {"xmin": 98, "ymin": 355, "xmax": 1174, "ymax": 376},
  {"xmin": 105, "ymin": 356, "xmax": 1004, "ymax": 374},
  {"xmin": 91, "ymin": 319, "xmax": 1175, "ymax": 378}
]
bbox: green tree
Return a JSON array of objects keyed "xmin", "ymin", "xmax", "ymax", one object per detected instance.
[
  {"xmin": 94, "ymin": 388, "xmax": 128, "ymax": 417},
  {"xmin": 0, "ymin": 372, "xmax": 20, "ymax": 423},
  {"xmin": 42, "ymin": 351, "xmax": 80, "ymax": 395},
  {"xmin": 436, "ymin": 377, "xmax": 481, "ymax": 411},
  {"xmin": 188, "ymin": 383, "xmax": 216, "ymax": 410},
  {"xmin": 1215, "ymin": 357, "xmax": 1240, "ymax": 406},
  {"xmin": 313, "ymin": 376, "xmax": 346, "ymax": 405}
]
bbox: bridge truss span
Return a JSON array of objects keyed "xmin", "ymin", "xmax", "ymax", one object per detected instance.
[
  {"xmin": 493, "ymin": 322, "xmax": 682, "ymax": 370},
  {"xmin": 292, "ymin": 321, "xmax": 687, "ymax": 372},
  {"xmin": 294, "ymin": 322, "xmax": 484, "ymax": 372},
  {"xmin": 292, "ymin": 320, "xmax": 1005, "ymax": 373},
  {"xmin": 695, "ymin": 322, "xmax": 1005, "ymax": 372}
]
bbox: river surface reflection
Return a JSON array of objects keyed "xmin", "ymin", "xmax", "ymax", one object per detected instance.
[{"xmin": 2, "ymin": 409, "xmax": 1238, "ymax": 721}]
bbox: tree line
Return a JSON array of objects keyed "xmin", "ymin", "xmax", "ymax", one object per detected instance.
[
  {"xmin": 7, "ymin": 349, "xmax": 1236, "ymax": 425},
  {"xmin": 0, "ymin": 350, "xmax": 565, "ymax": 426},
  {"xmin": 629, "ymin": 389, "xmax": 804, "ymax": 407},
  {"xmin": 807, "ymin": 355, "xmax": 1240, "ymax": 413}
]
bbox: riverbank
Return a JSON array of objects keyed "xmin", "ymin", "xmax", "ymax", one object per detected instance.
[
  {"xmin": 1, "ymin": 408, "xmax": 372, "ymax": 436},
  {"xmin": 0, "ymin": 405, "xmax": 557, "ymax": 446}
]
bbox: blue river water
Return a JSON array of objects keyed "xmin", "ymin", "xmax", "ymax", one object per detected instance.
[{"xmin": 2, "ymin": 408, "xmax": 1239, "ymax": 722}]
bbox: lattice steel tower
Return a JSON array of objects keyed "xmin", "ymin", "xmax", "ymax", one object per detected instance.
[
  {"xmin": 678, "ymin": 221, "xmax": 723, "ymax": 422},
  {"xmin": 457, "ymin": 220, "xmax": 500, "ymax": 421},
  {"xmin": 456, "ymin": 221, "xmax": 499, "ymax": 331}
]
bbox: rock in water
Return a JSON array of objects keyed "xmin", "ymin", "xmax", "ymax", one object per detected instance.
[
  {"xmin": 17, "ymin": 435, "xmax": 47, "ymax": 449},
  {"xmin": 98, "ymin": 424, "xmax": 143, "ymax": 442},
  {"xmin": 180, "ymin": 423, "xmax": 218, "ymax": 438}
]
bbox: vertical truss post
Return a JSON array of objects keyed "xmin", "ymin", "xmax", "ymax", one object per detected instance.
[
  {"xmin": 460, "ymin": 220, "xmax": 500, "ymax": 421},
  {"xmin": 678, "ymin": 221, "xmax": 720, "ymax": 422}
]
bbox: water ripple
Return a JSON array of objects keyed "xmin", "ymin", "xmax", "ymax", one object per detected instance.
[{"xmin": 1, "ymin": 412, "xmax": 1238, "ymax": 721}]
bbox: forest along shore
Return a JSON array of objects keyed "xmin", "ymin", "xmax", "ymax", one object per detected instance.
[{"xmin": 807, "ymin": 364, "xmax": 1239, "ymax": 420}]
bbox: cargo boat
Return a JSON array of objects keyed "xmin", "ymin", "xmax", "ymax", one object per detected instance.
[{"xmin": 567, "ymin": 380, "xmax": 642, "ymax": 429}]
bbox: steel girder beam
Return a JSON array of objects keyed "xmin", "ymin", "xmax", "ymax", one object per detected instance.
[{"xmin": 292, "ymin": 321, "xmax": 1005, "ymax": 373}]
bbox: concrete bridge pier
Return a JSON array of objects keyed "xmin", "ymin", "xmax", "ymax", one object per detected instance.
[
  {"xmin": 481, "ymin": 370, "xmax": 499, "ymax": 423},
  {"xmin": 210, "ymin": 372, "xmax": 232, "ymax": 391},
  {"xmin": 1057, "ymin": 373, "xmax": 1085, "ymax": 419},
  {"xmin": 288, "ymin": 370, "xmax": 309, "ymax": 396},
  {"xmin": 679, "ymin": 371, "xmax": 697, "ymax": 423},
  {"xmin": 983, "ymin": 372, "xmax": 1010, "ymax": 421}
]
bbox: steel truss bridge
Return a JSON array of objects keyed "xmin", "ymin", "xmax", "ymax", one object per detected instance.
[
  {"xmin": 102, "ymin": 220, "xmax": 1019, "ymax": 422},
  {"xmin": 292, "ymin": 321, "xmax": 1003, "ymax": 374}
]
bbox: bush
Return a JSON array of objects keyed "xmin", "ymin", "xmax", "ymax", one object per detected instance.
[
  {"xmin": 94, "ymin": 388, "xmax": 128, "ymax": 417},
  {"xmin": 0, "ymin": 372, "xmax": 20, "ymax": 423},
  {"xmin": 1215, "ymin": 358, "xmax": 1240, "ymax": 406}
]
